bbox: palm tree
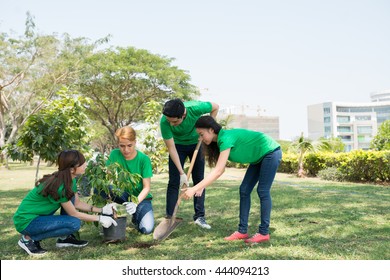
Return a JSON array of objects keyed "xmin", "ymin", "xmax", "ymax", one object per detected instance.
[{"xmin": 289, "ymin": 132, "xmax": 331, "ymax": 177}]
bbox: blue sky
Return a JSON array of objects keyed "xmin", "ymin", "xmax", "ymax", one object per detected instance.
[{"xmin": 1, "ymin": 0, "xmax": 389, "ymax": 140}]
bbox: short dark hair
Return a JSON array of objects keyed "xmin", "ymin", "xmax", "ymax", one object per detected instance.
[{"xmin": 162, "ymin": 98, "xmax": 185, "ymax": 118}]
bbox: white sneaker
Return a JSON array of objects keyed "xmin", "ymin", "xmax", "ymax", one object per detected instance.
[{"xmin": 194, "ymin": 217, "xmax": 211, "ymax": 229}]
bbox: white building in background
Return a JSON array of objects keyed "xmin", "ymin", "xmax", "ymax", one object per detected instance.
[
  {"xmin": 218, "ymin": 104, "xmax": 280, "ymax": 140},
  {"xmin": 307, "ymin": 90, "xmax": 390, "ymax": 151},
  {"xmin": 371, "ymin": 89, "xmax": 390, "ymax": 102}
]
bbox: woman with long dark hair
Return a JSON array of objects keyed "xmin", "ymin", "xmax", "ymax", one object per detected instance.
[
  {"xmin": 183, "ymin": 116, "xmax": 282, "ymax": 244},
  {"xmin": 13, "ymin": 150, "xmax": 117, "ymax": 256}
]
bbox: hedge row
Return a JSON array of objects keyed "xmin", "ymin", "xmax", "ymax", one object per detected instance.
[{"xmin": 279, "ymin": 150, "xmax": 390, "ymax": 183}]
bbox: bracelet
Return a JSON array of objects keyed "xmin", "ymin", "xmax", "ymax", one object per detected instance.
[{"xmin": 90, "ymin": 205, "xmax": 94, "ymax": 212}]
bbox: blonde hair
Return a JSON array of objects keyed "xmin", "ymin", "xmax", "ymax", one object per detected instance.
[{"xmin": 115, "ymin": 126, "xmax": 136, "ymax": 142}]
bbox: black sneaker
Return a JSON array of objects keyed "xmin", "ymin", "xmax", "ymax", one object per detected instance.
[
  {"xmin": 18, "ymin": 238, "xmax": 47, "ymax": 256},
  {"xmin": 56, "ymin": 234, "xmax": 88, "ymax": 248}
]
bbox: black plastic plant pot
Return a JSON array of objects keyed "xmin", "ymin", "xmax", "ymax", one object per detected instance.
[{"xmin": 103, "ymin": 216, "xmax": 127, "ymax": 242}]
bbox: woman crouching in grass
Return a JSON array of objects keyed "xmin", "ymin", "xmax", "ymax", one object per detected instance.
[{"xmin": 13, "ymin": 150, "xmax": 118, "ymax": 256}]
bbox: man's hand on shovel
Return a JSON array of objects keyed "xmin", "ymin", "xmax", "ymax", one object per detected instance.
[{"xmin": 179, "ymin": 173, "xmax": 189, "ymax": 188}]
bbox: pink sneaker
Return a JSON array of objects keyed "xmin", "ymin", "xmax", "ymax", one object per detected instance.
[
  {"xmin": 224, "ymin": 231, "xmax": 249, "ymax": 241},
  {"xmin": 244, "ymin": 233, "xmax": 270, "ymax": 243}
]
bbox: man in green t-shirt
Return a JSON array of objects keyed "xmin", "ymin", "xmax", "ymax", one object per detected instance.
[{"xmin": 160, "ymin": 98, "xmax": 219, "ymax": 229}]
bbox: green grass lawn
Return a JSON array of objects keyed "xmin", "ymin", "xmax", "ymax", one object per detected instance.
[{"xmin": 0, "ymin": 165, "xmax": 389, "ymax": 260}]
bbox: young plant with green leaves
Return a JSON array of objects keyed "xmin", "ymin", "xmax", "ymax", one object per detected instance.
[{"xmin": 83, "ymin": 153, "xmax": 142, "ymax": 211}]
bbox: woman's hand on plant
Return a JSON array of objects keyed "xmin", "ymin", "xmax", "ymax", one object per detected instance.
[
  {"xmin": 102, "ymin": 203, "xmax": 117, "ymax": 215},
  {"xmin": 99, "ymin": 215, "xmax": 118, "ymax": 228},
  {"xmin": 123, "ymin": 202, "xmax": 137, "ymax": 215}
]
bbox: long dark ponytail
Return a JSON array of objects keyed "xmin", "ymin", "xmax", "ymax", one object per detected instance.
[
  {"xmin": 36, "ymin": 150, "xmax": 85, "ymax": 201},
  {"xmin": 195, "ymin": 116, "xmax": 222, "ymax": 167}
]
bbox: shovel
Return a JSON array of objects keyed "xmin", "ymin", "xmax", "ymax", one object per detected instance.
[{"xmin": 153, "ymin": 140, "xmax": 202, "ymax": 241}]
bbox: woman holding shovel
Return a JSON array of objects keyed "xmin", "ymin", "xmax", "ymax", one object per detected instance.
[
  {"xmin": 102, "ymin": 126, "xmax": 155, "ymax": 235},
  {"xmin": 183, "ymin": 116, "xmax": 282, "ymax": 244}
]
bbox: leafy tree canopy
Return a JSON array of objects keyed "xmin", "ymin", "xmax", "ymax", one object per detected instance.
[
  {"xmin": 77, "ymin": 46, "xmax": 199, "ymax": 144},
  {"xmin": 7, "ymin": 88, "xmax": 91, "ymax": 164},
  {"xmin": 371, "ymin": 120, "xmax": 390, "ymax": 151}
]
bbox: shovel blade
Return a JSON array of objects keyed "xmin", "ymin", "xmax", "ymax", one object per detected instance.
[{"xmin": 153, "ymin": 217, "xmax": 183, "ymax": 241}]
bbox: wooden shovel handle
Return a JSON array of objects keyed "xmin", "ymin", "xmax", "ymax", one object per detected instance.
[
  {"xmin": 171, "ymin": 140, "xmax": 202, "ymax": 220},
  {"xmin": 184, "ymin": 140, "xmax": 202, "ymax": 184}
]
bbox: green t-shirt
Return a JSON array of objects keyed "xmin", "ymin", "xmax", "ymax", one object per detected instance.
[
  {"xmin": 107, "ymin": 149, "xmax": 153, "ymax": 200},
  {"xmin": 218, "ymin": 129, "xmax": 280, "ymax": 164},
  {"xmin": 160, "ymin": 100, "xmax": 212, "ymax": 145},
  {"xmin": 13, "ymin": 178, "xmax": 78, "ymax": 233}
]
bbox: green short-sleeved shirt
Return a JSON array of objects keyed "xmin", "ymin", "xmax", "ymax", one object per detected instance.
[
  {"xmin": 107, "ymin": 149, "xmax": 153, "ymax": 200},
  {"xmin": 218, "ymin": 129, "xmax": 280, "ymax": 164},
  {"xmin": 13, "ymin": 179, "xmax": 78, "ymax": 233},
  {"xmin": 160, "ymin": 101, "xmax": 212, "ymax": 145}
]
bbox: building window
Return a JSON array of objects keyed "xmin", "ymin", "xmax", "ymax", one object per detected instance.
[
  {"xmin": 324, "ymin": 117, "xmax": 331, "ymax": 123},
  {"xmin": 355, "ymin": 115, "xmax": 371, "ymax": 121},
  {"xmin": 337, "ymin": 126, "xmax": 351, "ymax": 133},
  {"xmin": 357, "ymin": 126, "xmax": 372, "ymax": 134},
  {"xmin": 350, "ymin": 107, "xmax": 372, "ymax": 113},
  {"xmin": 338, "ymin": 135, "xmax": 351, "ymax": 141},
  {"xmin": 358, "ymin": 143, "xmax": 371, "ymax": 150},
  {"xmin": 337, "ymin": 116, "xmax": 350, "ymax": 123},
  {"xmin": 323, "ymin": 107, "xmax": 330, "ymax": 114},
  {"xmin": 336, "ymin": 107, "xmax": 349, "ymax": 112},
  {"xmin": 373, "ymin": 106, "xmax": 390, "ymax": 113},
  {"xmin": 324, "ymin": 126, "xmax": 331, "ymax": 133}
]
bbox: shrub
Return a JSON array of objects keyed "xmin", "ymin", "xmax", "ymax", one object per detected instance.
[
  {"xmin": 279, "ymin": 150, "xmax": 390, "ymax": 184},
  {"xmin": 278, "ymin": 153, "xmax": 298, "ymax": 173},
  {"xmin": 317, "ymin": 167, "xmax": 345, "ymax": 181}
]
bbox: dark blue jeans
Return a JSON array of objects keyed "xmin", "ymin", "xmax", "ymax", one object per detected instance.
[
  {"xmin": 21, "ymin": 215, "xmax": 81, "ymax": 242},
  {"xmin": 166, "ymin": 143, "xmax": 206, "ymax": 221},
  {"xmin": 95, "ymin": 188, "xmax": 154, "ymax": 234},
  {"xmin": 238, "ymin": 148, "xmax": 282, "ymax": 235}
]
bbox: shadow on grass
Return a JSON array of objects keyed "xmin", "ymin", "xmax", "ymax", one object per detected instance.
[{"xmin": 1, "ymin": 178, "xmax": 389, "ymax": 260}]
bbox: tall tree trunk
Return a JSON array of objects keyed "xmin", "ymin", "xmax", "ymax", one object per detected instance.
[
  {"xmin": 297, "ymin": 151, "xmax": 305, "ymax": 177},
  {"xmin": 35, "ymin": 155, "xmax": 41, "ymax": 183}
]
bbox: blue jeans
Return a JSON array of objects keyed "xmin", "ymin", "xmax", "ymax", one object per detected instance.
[
  {"xmin": 166, "ymin": 143, "xmax": 206, "ymax": 221},
  {"xmin": 20, "ymin": 196, "xmax": 80, "ymax": 241},
  {"xmin": 238, "ymin": 148, "xmax": 282, "ymax": 235},
  {"xmin": 21, "ymin": 214, "xmax": 81, "ymax": 242},
  {"xmin": 131, "ymin": 200, "xmax": 154, "ymax": 234},
  {"xmin": 95, "ymin": 188, "xmax": 154, "ymax": 234}
]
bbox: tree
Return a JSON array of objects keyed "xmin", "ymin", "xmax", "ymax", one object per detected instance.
[
  {"xmin": 371, "ymin": 120, "xmax": 390, "ymax": 151},
  {"xmin": 139, "ymin": 100, "xmax": 168, "ymax": 174},
  {"xmin": 319, "ymin": 136, "xmax": 345, "ymax": 153},
  {"xmin": 77, "ymin": 46, "xmax": 199, "ymax": 145},
  {"xmin": 7, "ymin": 89, "xmax": 91, "ymax": 181},
  {"xmin": 289, "ymin": 132, "xmax": 331, "ymax": 177},
  {"xmin": 0, "ymin": 13, "xmax": 100, "ymax": 154},
  {"xmin": 218, "ymin": 114, "xmax": 234, "ymax": 129}
]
